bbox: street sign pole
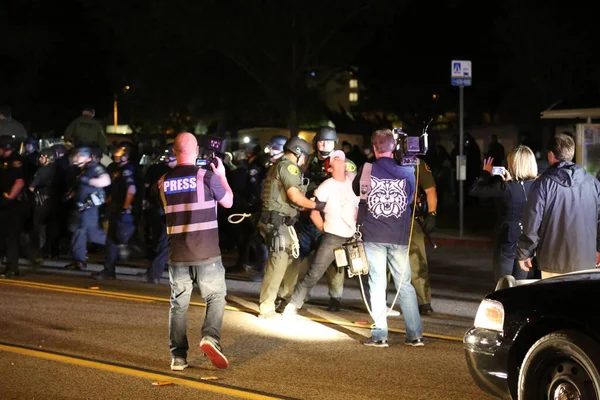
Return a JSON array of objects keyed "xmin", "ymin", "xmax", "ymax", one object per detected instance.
[
  {"xmin": 451, "ymin": 60, "xmax": 472, "ymax": 238},
  {"xmin": 459, "ymin": 85, "xmax": 464, "ymax": 237}
]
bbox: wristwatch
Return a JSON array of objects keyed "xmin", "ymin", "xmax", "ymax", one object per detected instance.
[{"xmin": 429, "ymin": 211, "xmax": 437, "ymax": 216}]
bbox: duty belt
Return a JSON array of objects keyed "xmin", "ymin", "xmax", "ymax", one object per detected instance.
[{"xmin": 260, "ymin": 211, "xmax": 298, "ymax": 226}]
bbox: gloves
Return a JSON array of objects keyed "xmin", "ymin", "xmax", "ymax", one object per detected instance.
[
  {"xmin": 79, "ymin": 175, "xmax": 90, "ymax": 185},
  {"xmin": 422, "ymin": 212, "xmax": 436, "ymax": 233},
  {"xmin": 314, "ymin": 200, "xmax": 327, "ymax": 212}
]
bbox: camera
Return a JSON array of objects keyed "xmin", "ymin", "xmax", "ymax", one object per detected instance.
[
  {"xmin": 392, "ymin": 127, "xmax": 429, "ymax": 166},
  {"xmin": 196, "ymin": 135, "xmax": 227, "ymax": 169}
]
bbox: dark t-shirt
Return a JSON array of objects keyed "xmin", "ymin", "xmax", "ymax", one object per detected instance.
[
  {"xmin": 31, "ymin": 163, "xmax": 57, "ymax": 196},
  {"xmin": 0, "ymin": 152, "xmax": 25, "ymax": 195},
  {"xmin": 353, "ymin": 157, "xmax": 415, "ymax": 245},
  {"xmin": 108, "ymin": 163, "xmax": 136, "ymax": 214}
]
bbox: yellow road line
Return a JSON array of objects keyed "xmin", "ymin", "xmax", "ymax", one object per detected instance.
[
  {"xmin": 0, "ymin": 279, "xmax": 464, "ymax": 342},
  {"xmin": 0, "ymin": 343, "xmax": 285, "ymax": 400}
]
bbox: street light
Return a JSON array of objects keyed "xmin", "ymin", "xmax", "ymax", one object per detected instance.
[{"xmin": 114, "ymin": 85, "xmax": 131, "ymax": 134}]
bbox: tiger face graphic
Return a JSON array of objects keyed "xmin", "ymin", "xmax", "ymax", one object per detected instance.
[{"xmin": 367, "ymin": 177, "xmax": 408, "ymax": 219}]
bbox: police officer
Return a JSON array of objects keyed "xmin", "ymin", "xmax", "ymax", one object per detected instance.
[
  {"xmin": 48, "ymin": 144, "xmax": 76, "ymax": 258},
  {"xmin": 257, "ymin": 136, "xmax": 326, "ymax": 319},
  {"xmin": 65, "ymin": 147, "xmax": 111, "ymax": 270},
  {"xmin": 0, "ymin": 136, "xmax": 27, "ymax": 277},
  {"xmin": 263, "ymin": 135, "xmax": 287, "ymax": 168},
  {"xmin": 64, "ymin": 107, "xmax": 107, "ymax": 153},
  {"xmin": 410, "ymin": 158, "xmax": 437, "ymax": 315},
  {"xmin": 93, "ymin": 144, "xmax": 137, "ymax": 280},
  {"xmin": 23, "ymin": 137, "xmax": 40, "ymax": 184},
  {"xmin": 233, "ymin": 141, "xmax": 266, "ymax": 271},
  {"xmin": 287, "ymin": 126, "xmax": 357, "ymax": 312},
  {"xmin": 139, "ymin": 143, "xmax": 177, "ymax": 283},
  {"xmin": 28, "ymin": 147, "xmax": 58, "ymax": 265}
]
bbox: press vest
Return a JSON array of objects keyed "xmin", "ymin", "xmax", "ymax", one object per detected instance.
[{"xmin": 159, "ymin": 164, "xmax": 222, "ymax": 264}]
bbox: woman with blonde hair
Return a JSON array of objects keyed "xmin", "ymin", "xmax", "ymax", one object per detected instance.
[{"xmin": 470, "ymin": 145, "xmax": 538, "ymax": 282}]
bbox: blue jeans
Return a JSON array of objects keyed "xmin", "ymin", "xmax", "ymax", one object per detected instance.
[
  {"xmin": 365, "ymin": 242, "xmax": 422, "ymax": 341},
  {"xmin": 71, "ymin": 207, "xmax": 107, "ymax": 263},
  {"xmin": 168, "ymin": 257, "xmax": 227, "ymax": 359}
]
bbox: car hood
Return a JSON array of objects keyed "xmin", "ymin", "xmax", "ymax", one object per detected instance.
[{"xmin": 485, "ymin": 270, "xmax": 600, "ymax": 334}]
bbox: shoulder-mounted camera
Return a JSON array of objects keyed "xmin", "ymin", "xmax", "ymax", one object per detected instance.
[{"xmin": 392, "ymin": 119, "xmax": 432, "ymax": 166}]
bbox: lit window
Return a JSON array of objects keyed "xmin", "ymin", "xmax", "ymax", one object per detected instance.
[
  {"xmin": 349, "ymin": 93, "xmax": 358, "ymax": 102},
  {"xmin": 349, "ymin": 79, "xmax": 358, "ymax": 88}
]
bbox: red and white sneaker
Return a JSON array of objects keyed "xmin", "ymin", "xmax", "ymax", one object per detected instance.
[{"xmin": 200, "ymin": 337, "xmax": 229, "ymax": 369}]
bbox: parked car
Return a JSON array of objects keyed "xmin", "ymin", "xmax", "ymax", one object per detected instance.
[{"xmin": 464, "ymin": 271, "xmax": 600, "ymax": 400}]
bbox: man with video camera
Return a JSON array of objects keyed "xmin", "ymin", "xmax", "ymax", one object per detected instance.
[{"xmin": 352, "ymin": 129, "xmax": 424, "ymax": 348}]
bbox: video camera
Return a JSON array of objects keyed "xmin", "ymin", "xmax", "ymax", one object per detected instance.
[
  {"xmin": 392, "ymin": 119, "xmax": 432, "ymax": 166},
  {"xmin": 196, "ymin": 135, "xmax": 227, "ymax": 169}
]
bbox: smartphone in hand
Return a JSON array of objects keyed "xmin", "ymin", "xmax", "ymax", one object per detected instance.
[{"xmin": 491, "ymin": 166, "xmax": 506, "ymax": 176}]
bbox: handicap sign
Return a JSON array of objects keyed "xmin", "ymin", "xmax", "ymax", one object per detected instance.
[{"xmin": 451, "ymin": 60, "xmax": 472, "ymax": 86}]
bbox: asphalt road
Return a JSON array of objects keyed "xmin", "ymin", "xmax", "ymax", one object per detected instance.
[{"xmin": 0, "ymin": 246, "xmax": 497, "ymax": 400}]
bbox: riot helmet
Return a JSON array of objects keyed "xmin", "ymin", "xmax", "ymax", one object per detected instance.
[
  {"xmin": 284, "ymin": 136, "xmax": 311, "ymax": 162},
  {"xmin": 158, "ymin": 143, "xmax": 176, "ymax": 164},
  {"xmin": 72, "ymin": 146, "xmax": 93, "ymax": 167},
  {"xmin": 0, "ymin": 136, "xmax": 15, "ymax": 152},
  {"xmin": 25, "ymin": 137, "xmax": 38, "ymax": 153},
  {"xmin": 39, "ymin": 147, "xmax": 56, "ymax": 163},
  {"xmin": 313, "ymin": 126, "xmax": 338, "ymax": 157},
  {"xmin": 113, "ymin": 144, "xmax": 132, "ymax": 164},
  {"xmin": 51, "ymin": 144, "xmax": 67, "ymax": 158},
  {"xmin": 267, "ymin": 135, "xmax": 287, "ymax": 152},
  {"xmin": 245, "ymin": 141, "xmax": 262, "ymax": 159}
]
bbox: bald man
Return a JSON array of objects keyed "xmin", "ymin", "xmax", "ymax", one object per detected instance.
[{"xmin": 159, "ymin": 132, "xmax": 233, "ymax": 370}]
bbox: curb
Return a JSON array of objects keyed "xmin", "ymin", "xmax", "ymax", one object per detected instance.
[{"xmin": 431, "ymin": 237, "xmax": 493, "ymax": 248}]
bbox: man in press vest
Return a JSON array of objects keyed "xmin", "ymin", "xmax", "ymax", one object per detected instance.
[{"xmin": 159, "ymin": 132, "xmax": 233, "ymax": 371}]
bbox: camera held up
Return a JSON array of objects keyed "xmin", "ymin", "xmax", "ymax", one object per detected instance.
[{"xmin": 196, "ymin": 135, "xmax": 227, "ymax": 169}]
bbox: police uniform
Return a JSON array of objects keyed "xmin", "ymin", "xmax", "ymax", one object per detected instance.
[
  {"xmin": 94, "ymin": 162, "xmax": 136, "ymax": 279},
  {"xmin": 64, "ymin": 115, "xmax": 107, "ymax": 152},
  {"xmin": 28, "ymin": 157, "xmax": 58, "ymax": 263},
  {"xmin": 233, "ymin": 155, "xmax": 267, "ymax": 272},
  {"xmin": 143, "ymin": 162, "xmax": 172, "ymax": 282},
  {"xmin": 409, "ymin": 160, "xmax": 436, "ymax": 309},
  {"xmin": 258, "ymin": 155, "xmax": 306, "ymax": 316},
  {"xmin": 0, "ymin": 151, "xmax": 27, "ymax": 276},
  {"xmin": 69, "ymin": 161, "xmax": 108, "ymax": 269}
]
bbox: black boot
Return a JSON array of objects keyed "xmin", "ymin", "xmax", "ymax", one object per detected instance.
[{"xmin": 328, "ymin": 298, "xmax": 342, "ymax": 312}]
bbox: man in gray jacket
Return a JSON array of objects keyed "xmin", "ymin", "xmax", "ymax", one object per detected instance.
[{"xmin": 518, "ymin": 133, "xmax": 600, "ymax": 278}]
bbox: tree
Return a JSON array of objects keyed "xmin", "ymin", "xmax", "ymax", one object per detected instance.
[
  {"xmin": 492, "ymin": 2, "xmax": 600, "ymax": 123},
  {"xmin": 84, "ymin": 0, "xmax": 401, "ymax": 134}
]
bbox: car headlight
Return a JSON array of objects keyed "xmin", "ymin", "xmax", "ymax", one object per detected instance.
[{"xmin": 474, "ymin": 299, "xmax": 505, "ymax": 332}]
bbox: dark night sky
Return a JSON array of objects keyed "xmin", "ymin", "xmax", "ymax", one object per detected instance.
[{"xmin": 1, "ymin": 0, "xmax": 598, "ymax": 134}]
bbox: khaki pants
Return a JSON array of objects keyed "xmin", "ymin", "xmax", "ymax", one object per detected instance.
[
  {"xmin": 408, "ymin": 222, "xmax": 432, "ymax": 305},
  {"xmin": 260, "ymin": 250, "xmax": 294, "ymax": 314}
]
